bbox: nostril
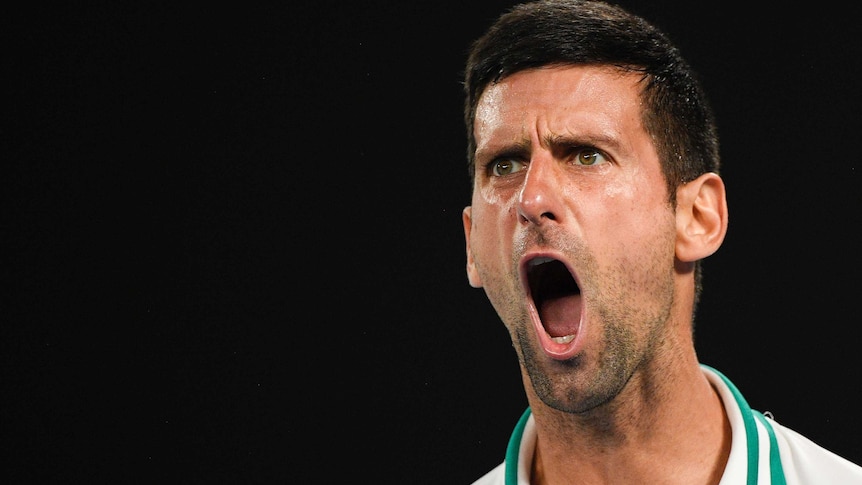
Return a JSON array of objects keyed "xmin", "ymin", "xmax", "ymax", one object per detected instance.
[{"xmin": 519, "ymin": 207, "xmax": 557, "ymax": 225}]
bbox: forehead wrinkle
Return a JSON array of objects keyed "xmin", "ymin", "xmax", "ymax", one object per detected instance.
[{"xmin": 475, "ymin": 68, "xmax": 635, "ymax": 161}]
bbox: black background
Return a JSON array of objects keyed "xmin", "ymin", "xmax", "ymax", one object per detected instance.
[{"xmin": 4, "ymin": 1, "xmax": 861, "ymax": 483}]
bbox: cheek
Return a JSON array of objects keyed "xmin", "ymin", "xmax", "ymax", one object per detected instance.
[
  {"xmin": 476, "ymin": 182, "xmax": 506, "ymax": 207},
  {"xmin": 605, "ymin": 167, "xmax": 669, "ymax": 221},
  {"xmin": 602, "ymin": 179, "xmax": 635, "ymax": 200},
  {"xmin": 468, "ymin": 199, "xmax": 517, "ymax": 268},
  {"xmin": 472, "ymin": 186, "xmax": 517, "ymax": 234},
  {"xmin": 611, "ymin": 208, "xmax": 677, "ymax": 274},
  {"xmin": 594, "ymin": 179, "xmax": 674, "ymax": 251},
  {"xmin": 604, "ymin": 162, "xmax": 665, "ymax": 203},
  {"xmin": 469, "ymin": 206, "xmax": 504, "ymax": 256}
]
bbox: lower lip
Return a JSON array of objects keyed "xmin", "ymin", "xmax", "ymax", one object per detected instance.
[{"xmin": 532, "ymin": 309, "xmax": 583, "ymax": 360}]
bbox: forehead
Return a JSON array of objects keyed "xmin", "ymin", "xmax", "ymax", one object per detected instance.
[{"xmin": 474, "ymin": 65, "xmax": 646, "ymax": 150}]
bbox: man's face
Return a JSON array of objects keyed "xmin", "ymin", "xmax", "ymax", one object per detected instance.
[{"xmin": 462, "ymin": 65, "xmax": 679, "ymax": 412}]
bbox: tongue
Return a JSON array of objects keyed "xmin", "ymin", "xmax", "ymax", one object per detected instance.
[{"xmin": 539, "ymin": 294, "xmax": 581, "ymax": 338}]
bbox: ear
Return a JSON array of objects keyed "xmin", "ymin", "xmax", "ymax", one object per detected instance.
[
  {"xmin": 462, "ymin": 206, "xmax": 483, "ymax": 288},
  {"xmin": 675, "ymin": 172, "xmax": 728, "ymax": 262}
]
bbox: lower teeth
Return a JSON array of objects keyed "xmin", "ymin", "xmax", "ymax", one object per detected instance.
[{"xmin": 551, "ymin": 334, "xmax": 575, "ymax": 344}]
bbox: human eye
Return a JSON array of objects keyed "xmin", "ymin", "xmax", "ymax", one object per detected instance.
[
  {"xmin": 573, "ymin": 148, "xmax": 608, "ymax": 166},
  {"xmin": 489, "ymin": 157, "xmax": 527, "ymax": 176}
]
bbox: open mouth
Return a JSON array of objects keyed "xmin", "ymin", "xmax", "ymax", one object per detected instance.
[{"xmin": 527, "ymin": 257, "xmax": 582, "ymax": 343}]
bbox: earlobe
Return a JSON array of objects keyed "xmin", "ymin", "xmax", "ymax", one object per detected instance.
[
  {"xmin": 462, "ymin": 206, "xmax": 483, "ymax": 288},
  {"xmin": 675, "ymin": 172, "xmax": 729, "ymax": 262}
]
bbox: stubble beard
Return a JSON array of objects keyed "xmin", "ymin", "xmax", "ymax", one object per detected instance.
[{"xmin": 520, "ymin": 249, "xmax": 675, "ymax": 416}]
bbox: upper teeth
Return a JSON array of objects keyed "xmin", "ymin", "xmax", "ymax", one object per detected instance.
[{"xmin": 529, "ymin": 257, "xmax": 554, "ymax": 267}]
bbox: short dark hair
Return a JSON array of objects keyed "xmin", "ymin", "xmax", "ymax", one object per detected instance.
[{"xmin": 463, "ymin": 0, "xmax": 720, "ymax": 201}]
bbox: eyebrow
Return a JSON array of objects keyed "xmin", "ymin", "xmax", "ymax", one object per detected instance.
[
  {"xmin": 475, "ymin": 138, "xmax": 532, "ymax": 165},
  {"xmin": 543, "ymin": 132, "xmax": 621, "ymax": 155},
  {"xmin": 475, "ymin": 129, "xmax": 624, "ymax": 165}
]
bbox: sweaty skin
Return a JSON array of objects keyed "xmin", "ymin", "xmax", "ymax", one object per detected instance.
[{"xmin": 462, "ymin": 65, "xmax": 731, "ymax": 484}]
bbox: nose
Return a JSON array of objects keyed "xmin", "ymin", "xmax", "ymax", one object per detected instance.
[{"xmin": 517, "ymin": 155, "xmax": 561, "ymax": 226}]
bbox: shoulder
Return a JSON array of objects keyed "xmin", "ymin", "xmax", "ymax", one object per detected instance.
[
  {"xmin": 770, "ymin": 417, "xmax": 862, "ymax": 483},
  {"xmin": 471, "ymin": 461, "xmax": 506, "ymax": 485}
]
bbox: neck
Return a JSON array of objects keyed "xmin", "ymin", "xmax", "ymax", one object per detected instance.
[{"xmin": 527, "ymin": 362, "xmax": 731, "ymax": 485}]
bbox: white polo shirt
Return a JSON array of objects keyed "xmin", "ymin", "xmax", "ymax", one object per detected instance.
[{"xmin": 472, "ymin": 365, "xmax": 862, "ymax": 484}]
